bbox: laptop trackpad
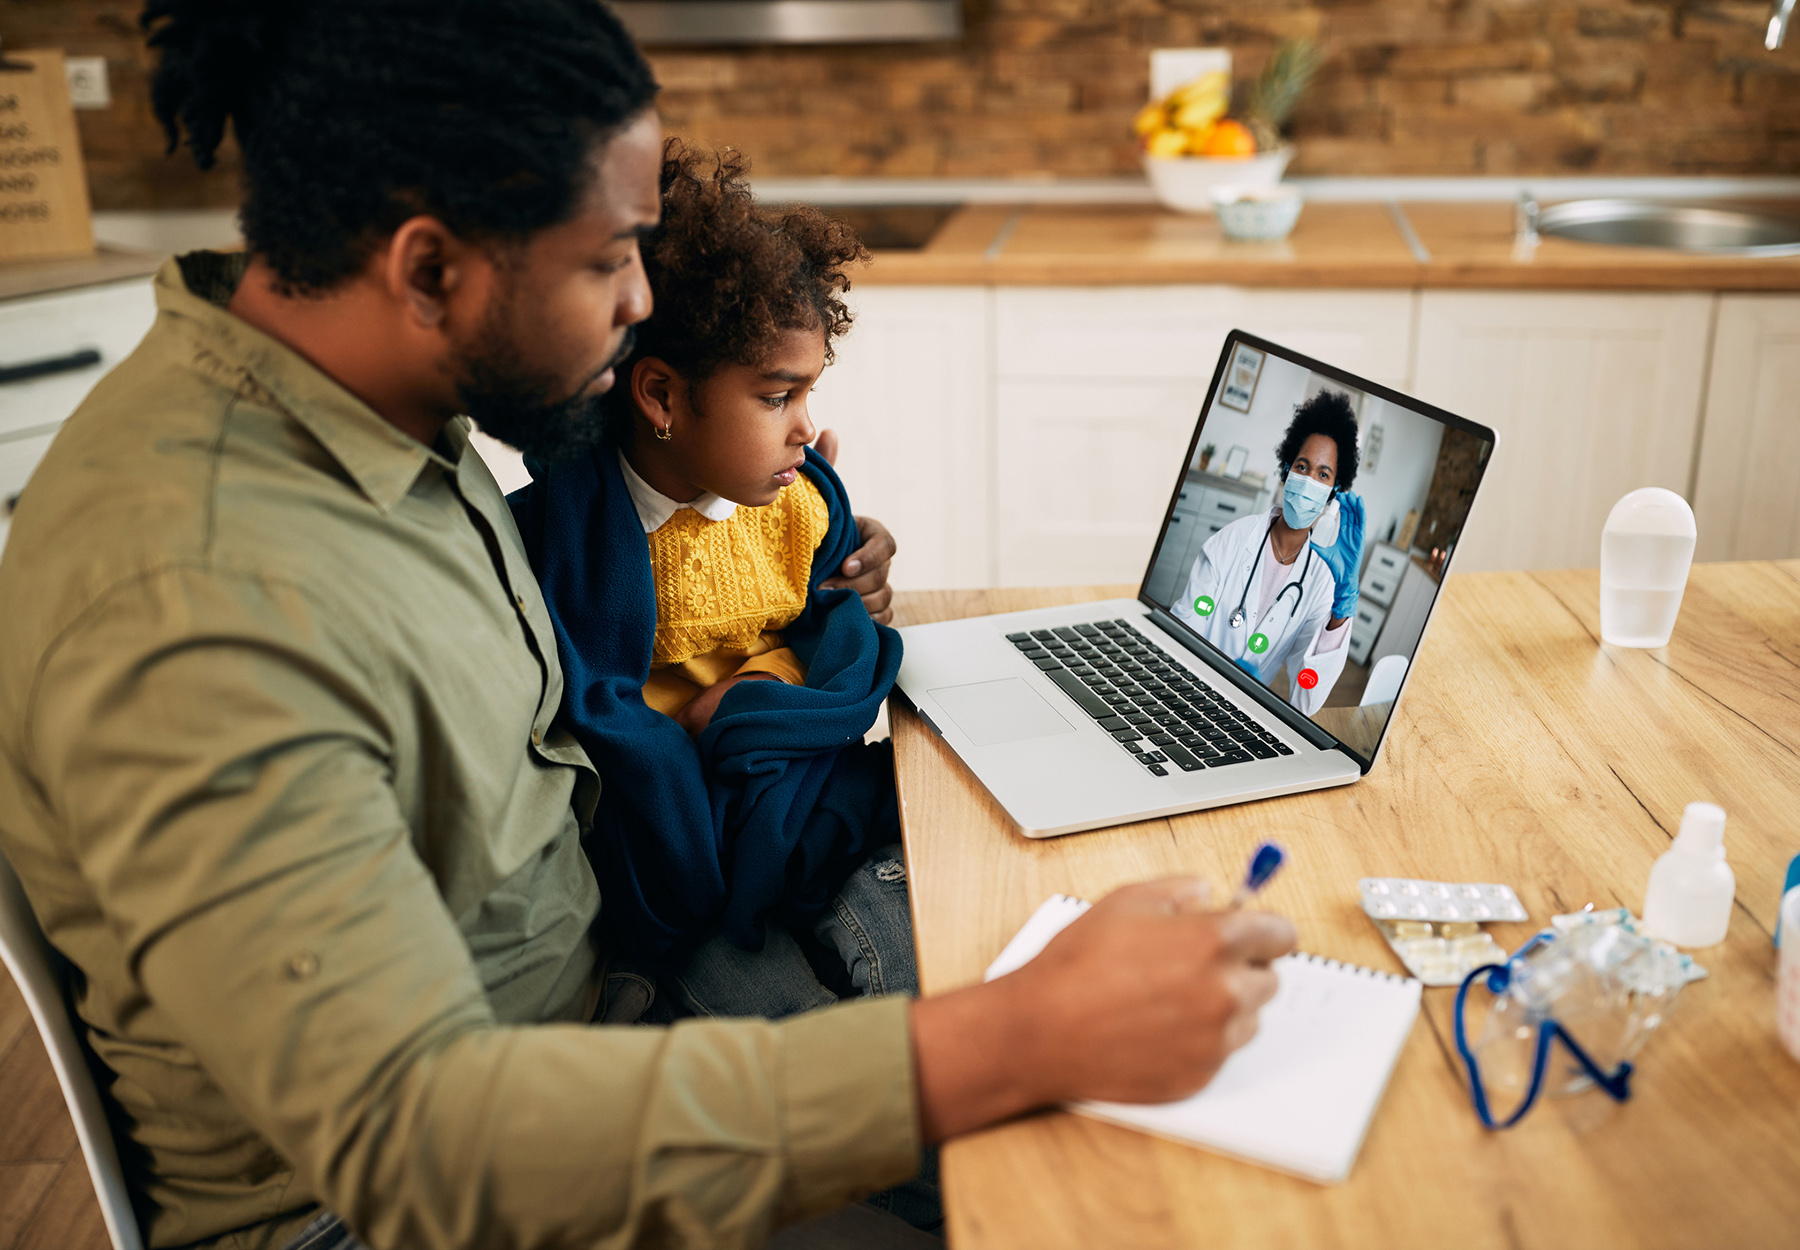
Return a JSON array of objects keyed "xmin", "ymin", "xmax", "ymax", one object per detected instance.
[{"xmin": 930, "ymin": 679, "xmax": 1076, "ymax": 747}]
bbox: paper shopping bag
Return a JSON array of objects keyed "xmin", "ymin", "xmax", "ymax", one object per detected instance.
[{"xmin": 0, "ymin": 48, "xmax": 97, "ymax": 263}]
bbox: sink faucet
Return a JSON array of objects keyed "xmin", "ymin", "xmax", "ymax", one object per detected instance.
[{"xmin": 1772, "ymin": 0, "xmax": 1796, "ymax": 49}]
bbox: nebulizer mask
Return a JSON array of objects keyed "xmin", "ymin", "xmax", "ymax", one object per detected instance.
[{"xmin": 1454, "ymin": 909, "xmax": 1703, "ymax": 1128}]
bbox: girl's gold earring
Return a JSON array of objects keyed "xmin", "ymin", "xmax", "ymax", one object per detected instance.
[{"xmin": 655, "ymin": 423, "xmax": 672, "ymax": 442}]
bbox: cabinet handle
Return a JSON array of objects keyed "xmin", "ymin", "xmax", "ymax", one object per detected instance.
[
  {"xmin": 0, "ymin": 348, "xmax": 101, "ymax": 386},
  {"xmin": 1217, "ymin": 501, "xmax": 1238, "ymax": 513}
]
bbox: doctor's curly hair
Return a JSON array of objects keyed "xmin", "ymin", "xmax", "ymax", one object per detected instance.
[
  {"xmin": 1276, "ymin": 390, "xmax": 1361, "ymax": 492},
  {"xmin": 606, "ymin": 140, "xmax": 869, "ymax": 437}
]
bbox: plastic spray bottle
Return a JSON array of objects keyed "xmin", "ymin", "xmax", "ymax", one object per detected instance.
[{"xmin": 1642, "ymin": 802, "xmax": 1734, "ymax": 949}]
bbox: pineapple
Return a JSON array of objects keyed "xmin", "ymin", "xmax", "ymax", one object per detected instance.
[{"xmin": 1243, "ymin": 39, "xmax": 1321, "ymax": 154}]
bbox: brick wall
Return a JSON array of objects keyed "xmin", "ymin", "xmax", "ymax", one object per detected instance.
[{"xmin": 2, "ymin": 0, "xmax": 1794, "ymax": 210}]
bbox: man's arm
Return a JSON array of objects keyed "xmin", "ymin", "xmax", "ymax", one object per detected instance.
[
  {"xmin": 35, "ymin": 568, "xmax": 1294, "ymax": 1249},
  {"xmin": 32, "ymin": 567, "xmax": 919, "ymax": 1250},
  {"xmin": 910, "ymin": 879, "xmax": 1293, "ymax": 1139},
  {"xmin": 811, "ymin": 428, "xmax": 895, "ymax": 624}
]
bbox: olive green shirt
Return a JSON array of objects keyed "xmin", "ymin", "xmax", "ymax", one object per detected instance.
[{"xmin": 0, "ymin": 256, "xmax": 918, "ymax": 1250}]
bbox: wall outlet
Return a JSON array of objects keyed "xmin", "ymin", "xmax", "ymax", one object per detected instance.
[{"xmin": 65, "ymin": 57, "xmax": 111, "ymax": 109}]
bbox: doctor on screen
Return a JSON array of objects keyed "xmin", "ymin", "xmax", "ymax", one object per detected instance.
[{"xmin": 1174, "ymin": 392, "xmax": 1366, "ymax": 715}]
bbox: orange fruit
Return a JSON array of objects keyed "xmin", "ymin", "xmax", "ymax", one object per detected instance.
[{"xmin": 1200, "ymin": 119, "xmax": 1257, "ymax": 158}]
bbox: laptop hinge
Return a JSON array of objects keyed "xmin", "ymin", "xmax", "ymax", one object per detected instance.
[{"xmin": 1141, "ymin": 603, "xmax": 1349, "ymax": 757}]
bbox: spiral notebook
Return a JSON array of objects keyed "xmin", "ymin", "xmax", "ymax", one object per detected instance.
[{"xmin": 985, "ymin": 895, "xmax": 1421, "ymax": 1184}]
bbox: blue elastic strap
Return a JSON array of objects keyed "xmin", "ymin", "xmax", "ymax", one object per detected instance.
[{"xmin": 1454, "ymin": 958, "xmax": 1635, "ymax": 1129}]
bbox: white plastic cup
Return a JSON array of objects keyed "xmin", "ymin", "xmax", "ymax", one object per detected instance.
[
  {"xmin": 1600, "ymin": 487, "xmax": 1697, "ymax": 648},
  {"xmin": 1780, "ymin": 889, "xmax": 1800, "ymax": 1062}
]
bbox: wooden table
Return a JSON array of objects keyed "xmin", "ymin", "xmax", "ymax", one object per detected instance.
[{"xmin": 890, "ymin": 562, "xmax": 1800, "ymax": 1250}]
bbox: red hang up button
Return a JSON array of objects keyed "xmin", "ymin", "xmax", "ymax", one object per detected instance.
[{"xmin": 1297, "ymin": 668, "xmax": 1319, "ymax": 690}]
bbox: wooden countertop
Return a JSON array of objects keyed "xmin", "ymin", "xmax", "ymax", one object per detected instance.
[
  {"xmin": 0, "ymin": 245, "xmax": 164, "ymax": 302},
  {"xmin": 860, "ymin": 201, "xmax": 1800, "ymax": 290},
  {"xmin": 890, "ymin": 560, "xmax": 1800, "ymax": 1249}
]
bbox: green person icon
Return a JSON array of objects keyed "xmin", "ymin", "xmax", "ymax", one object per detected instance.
[
  {"xmin": 1193, "ymin": 594, "xmax": 1215, "ymax": 617},
  {"xmin": 1247, "ymin": 632, "xmax": 1270, "ymax": 655}
]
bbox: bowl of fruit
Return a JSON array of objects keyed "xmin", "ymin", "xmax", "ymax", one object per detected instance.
[{"xmin": 1136, "ymin": 41, "xmax": 1319, "ymax": 214}]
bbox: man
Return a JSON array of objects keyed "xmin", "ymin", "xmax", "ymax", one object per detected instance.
[{"xmin": 0, "ymin": 2, "xmax": 1296, "ymax": 1248}]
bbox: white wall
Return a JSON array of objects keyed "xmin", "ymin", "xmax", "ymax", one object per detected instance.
[
  {"xmin": 1351, "ymin": 397, "xmax": 1444, "ymax": 551},
  {"xmin": 1188, "ymin": 353, "xmax": 1311, "ymax": 482}
]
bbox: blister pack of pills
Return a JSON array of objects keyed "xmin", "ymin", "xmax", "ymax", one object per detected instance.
[
  {"xmin": 1373, "ymin": 919, "xmax": 1509, "ymax": 986},
  {"xmin": 1358, "ymin": 878, "xmax": 1528, "ymax": 923}
]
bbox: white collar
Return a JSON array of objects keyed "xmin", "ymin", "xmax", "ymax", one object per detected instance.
[{"xmin": 617, "ymin": 450, "xmax": 737, "ymax": 534}]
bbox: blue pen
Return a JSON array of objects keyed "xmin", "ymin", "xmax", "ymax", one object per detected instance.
[{"xmin": 1229, "ymin": 841, "xmax": 1286, "ymax": 909}]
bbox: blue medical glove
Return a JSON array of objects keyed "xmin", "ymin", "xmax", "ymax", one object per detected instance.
[
  {"xmin": 1234, "ymin": 656, "xmax": 1264, "ymax": 683},
  {"xmin": 1311, "ymin": 490, "xmax": 1366, "ymax": 621}
]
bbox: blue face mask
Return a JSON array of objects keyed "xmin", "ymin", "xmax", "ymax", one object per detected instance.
[{"xmin": 1282, "ymin": 472, "xmax": 1332, "ymax": 529}]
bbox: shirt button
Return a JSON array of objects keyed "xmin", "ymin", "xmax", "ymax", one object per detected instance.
[
  {"xmin": 284, "ymin": 953, "xmax": 320, "ymax": 981},
  {"xmin": 514, "ymin": 594, "xmax": 527, "ymax": 612},
  {"xmin": 531, "ymin": 728, "xmax": 544, "ymax": 746}
]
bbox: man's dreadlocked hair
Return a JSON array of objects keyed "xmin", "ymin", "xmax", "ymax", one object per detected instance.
[
  {"xmin": 142, "ymin": 0, "xmax": 659, "ymax": 295},
  {"xmin": 608, "ymin": 140, "xmax": 870, "ymax": 438}
]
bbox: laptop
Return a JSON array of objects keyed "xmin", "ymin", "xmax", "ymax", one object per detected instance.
[{"xmin": 894, "ymin": 330, "xmax": 1496, "ymax": 837}]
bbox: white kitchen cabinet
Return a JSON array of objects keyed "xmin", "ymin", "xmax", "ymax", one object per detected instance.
[
  {"xmin": 807, "ymin": 286, "xmax": 993, "ymax": 589},
  {"xmin": 0, "ymin": 275, "xmax": 156, "ymax": 551},
  {"xmin": 1691, "ymin": 295, "xmax": 1800, "ymax": 562},
  {"xmin": 1412, "ymin": 290, "xmax": 1714, "ymax": 573},
  {"xmin": 0, "ymin": 277, "xmax": 157, "ymax": 450},
  {"xmin": 993, "ymin": 286, "xmax": 1416, "ymax": 586},
  {"xmin": 996, "ymin": 377, "xmax": 1206, "ymax": 586},
  {"xmin": 993, "ymin": 287, "xmax": 1417, "ymax": 390}
]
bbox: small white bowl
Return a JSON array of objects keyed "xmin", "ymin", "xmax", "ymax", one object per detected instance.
[
  {"xmin": 1210, "ymin": 184, "xmax": 1304, "ymax": 240},
  {"xmin": 1141, "ymin": 146, "xmax": 1293, "ymax": 213}
]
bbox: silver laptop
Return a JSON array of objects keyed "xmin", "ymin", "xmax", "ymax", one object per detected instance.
[{"xmin": 895, "ymin": 331, "xmax": 1497, "ymax": 837}]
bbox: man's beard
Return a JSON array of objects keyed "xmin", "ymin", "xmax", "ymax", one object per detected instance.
[{"xmin": 455, "ymin": 322, "xmax": 636, "ymax": 466}]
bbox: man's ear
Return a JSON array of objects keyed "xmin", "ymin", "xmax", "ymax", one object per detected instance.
[
  {"xmin": 631, "ymin": 357, "xmax": 679, "ymax": 428},
  {"xmin": 380, "ymin": 216, "xmax": 482, "ymax": 331}
]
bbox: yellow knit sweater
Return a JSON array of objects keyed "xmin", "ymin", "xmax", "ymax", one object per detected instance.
[{"xmin": 642, "ymin": 476, "xmax": 830, "ymax": 715}]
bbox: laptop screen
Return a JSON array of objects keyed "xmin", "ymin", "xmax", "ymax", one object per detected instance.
[{"xmin": 1140, "ymin": 332, "xmax": 1493, "ymax": 768}]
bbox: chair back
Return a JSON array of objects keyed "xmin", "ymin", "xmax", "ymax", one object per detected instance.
[
  {"xmin": 0, "ymin": 848, "xmax": 145, "ymax": 1250},
  {"xmin": 1361, "ymin": 654, "xmax": 1409, "ymax": 707}
]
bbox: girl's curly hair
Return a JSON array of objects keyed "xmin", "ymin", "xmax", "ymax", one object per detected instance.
[{"xmin": 610, "ymin": 140, "xmax": 870, "ymax": 435}]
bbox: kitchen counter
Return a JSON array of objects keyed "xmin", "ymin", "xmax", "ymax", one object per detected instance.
[
  {"xmin": 858, "ymin": 200, "xmax": 1800, "ymax": 290},
  {"xmin": 0, "ymin": 244, "xmax": 164, "ymax": 302}
]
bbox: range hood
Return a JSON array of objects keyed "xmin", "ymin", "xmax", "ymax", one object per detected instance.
[{"xmin": 612, "ymin": 0, "xmax": 961, "ymax": 45}]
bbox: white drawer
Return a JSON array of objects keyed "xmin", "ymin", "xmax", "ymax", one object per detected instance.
[
  {"xmin": 0, "ymin": 279, "xmax": 157, "ymax": 439},
  {"xmin": 1349, "ymin": 599, "xmax": 1387, "ymax": 666},
  {"xmin": 1367, "ymin": 542, "xmax": 1408, "ymax": 580},
  {"xmin": 1360, "ymin": 561, "xmax": 1402, "ymax": 608},
  {"xmin": 1197, "ymin": 487, "xmax": 1255, "ymax": 525}
]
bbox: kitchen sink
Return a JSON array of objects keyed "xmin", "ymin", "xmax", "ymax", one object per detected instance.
[
  {"xmin": 760, "ymin": 203, "xmax": 961, "ymax": 251},
  {"xmin": 1535, "ymin": 199, "xmax": 1800, "ymax": 257}
]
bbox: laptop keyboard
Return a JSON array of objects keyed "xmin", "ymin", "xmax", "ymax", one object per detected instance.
[{"xmin": 1006, "ymin": 619, "xmax": 1295, "ymax": 777}]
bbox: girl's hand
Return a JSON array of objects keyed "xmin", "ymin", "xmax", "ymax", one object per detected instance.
[{"xmin": 673, "ymin": 672, "xmax": 783, "ymax": 737}]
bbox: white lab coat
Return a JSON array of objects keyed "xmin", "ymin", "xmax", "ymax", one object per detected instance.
[{"xmin": 1171, "ymin": 508, "xmax": 1349, "ymax": 715}]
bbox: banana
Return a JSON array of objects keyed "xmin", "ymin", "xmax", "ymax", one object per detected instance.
[
  {"xmin": 1144, "ymin": 127, "xmax": 1189, "ymax": 158},
  {"xmin": 1132, "ymin": 100, "xmax": 1168, "ymax": 137},
  {"xmin": 1166, "ymin": 71, "xmax": 1229, "ymax": 108},
  {"xmin": 1170, "ymin": 95, "xmax": 1227, "ymax": 131}
]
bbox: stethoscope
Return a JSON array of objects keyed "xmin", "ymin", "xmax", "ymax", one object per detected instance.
[{"xmin": 1229, "ymin": 517, "xmax": 1316, "ymax": 630}]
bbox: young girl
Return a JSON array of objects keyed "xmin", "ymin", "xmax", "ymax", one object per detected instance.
[{"xmin": 509, "ymin": 141, "xmax": 913, "ymax": 1020}]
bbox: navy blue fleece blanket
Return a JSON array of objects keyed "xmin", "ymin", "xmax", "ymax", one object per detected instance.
[{"xmin": 508, "ymin": 443, "xmax": 902, "ymax": 964}]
